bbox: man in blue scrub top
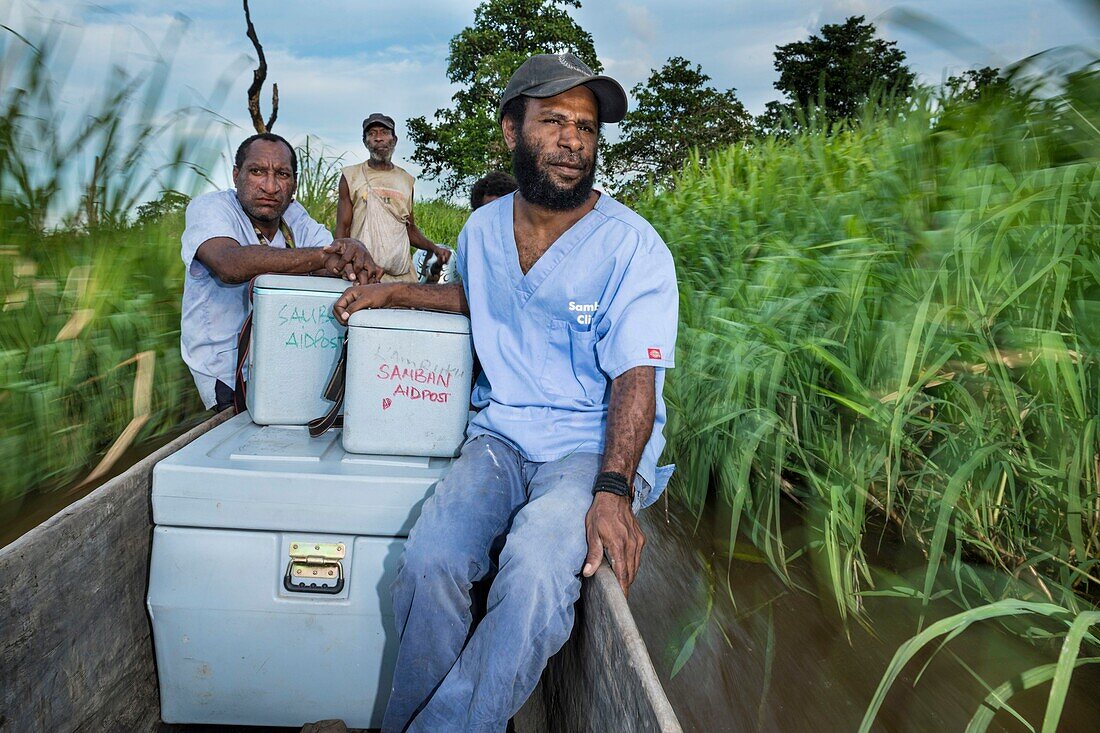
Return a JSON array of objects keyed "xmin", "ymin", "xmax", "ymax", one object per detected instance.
[{"xmin": 334, "ymin": 53, "xmax": 678, "ymax": 733}]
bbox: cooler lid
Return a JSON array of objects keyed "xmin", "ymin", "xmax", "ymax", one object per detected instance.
[
  {"xmin": 151, "ymin": 412, "xmax": 454, "ymax": 536},
  {"xmin": 253, "ymin": 273, "xmax": 353, "ymax": 296},
  {"xmin": 349, "ymin": 308, "xmax": 470, "ymax": 335}
]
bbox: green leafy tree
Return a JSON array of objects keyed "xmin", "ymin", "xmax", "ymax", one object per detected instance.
[
  {"xmin": 760, "ymin": 15, "xmax": 915, "ymax": 130},
  {"xmin": 133, "ymin": 190, "xmax": 190, "ymax": 226},
  {"xmin": 601, "ymin": 57, "xmax": 751, "ymax": 198},
  {"xmin": 943, "ymin": 66, "xmax": 1011, "ymax": 103},
  {"xmin": 408, "ymin": 0, "xmax": 599, "ymax": 197}
]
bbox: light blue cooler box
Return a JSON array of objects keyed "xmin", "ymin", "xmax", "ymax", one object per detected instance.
[
  {"xmin": 147, "ymin": 412, "xmax": 453, "ymax": 728},
  {"xmin": 344, "ymin": 309, "xmax": 473, "ymax": 457},
  {"xmin": 246, "ymin": 274, "xmax": 351, "ymax": 425}
]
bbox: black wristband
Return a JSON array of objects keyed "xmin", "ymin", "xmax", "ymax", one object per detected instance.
[{"xmin": 592, "ymin": 471, "xmax": 632, "ymax": 499}]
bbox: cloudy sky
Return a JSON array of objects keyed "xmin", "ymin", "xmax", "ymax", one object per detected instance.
[{"xmin": 4, "ymin": 0, "xmax": 1098, "ymax": 199}]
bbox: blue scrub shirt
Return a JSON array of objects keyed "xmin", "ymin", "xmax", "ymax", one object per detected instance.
[{"xmin": 455, "ymin": 192, "xmax": 678, "ymax": 505}]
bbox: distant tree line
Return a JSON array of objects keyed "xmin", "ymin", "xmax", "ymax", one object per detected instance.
[{"xmin": 408, "ymin": 0, "xmax": 1013, "ymax": 200}]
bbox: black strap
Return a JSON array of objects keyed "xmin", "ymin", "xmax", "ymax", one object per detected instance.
[
  {"xmin": 232, "ymin": 277, "xmax": 260, "ymax": 415},
  {"xmin": 592, "ymin": 471, "xmax": 633, "ymax": 500},
  {"xmin": 308, "ymin": 335, "xmax": 348, "ymax": 437},
  {"xmin": 214, "ymin": 380, "xmax": 236, "ymax": 413}
]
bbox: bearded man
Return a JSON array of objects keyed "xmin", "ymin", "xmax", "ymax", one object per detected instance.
[
  {"xmin": 336, "ymin": 113, "xmax": 451, "ymax": 282},
  {"xmin": 333, "ymin": 54, "xmax": 678, "ymax": 733}
]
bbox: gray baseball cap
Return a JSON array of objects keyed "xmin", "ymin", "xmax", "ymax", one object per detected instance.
[
  {"xmin": 362, "ymin": 113, "xmax": 396, "ymax": 132},
  {"xmin": 499, "ymin": 53, "xmax": 627, "ymax": 123}
]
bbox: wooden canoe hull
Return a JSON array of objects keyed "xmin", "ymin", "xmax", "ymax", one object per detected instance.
[{"xmin": 0, "ymin": 413, "xmax": 680, "ymax": 732}]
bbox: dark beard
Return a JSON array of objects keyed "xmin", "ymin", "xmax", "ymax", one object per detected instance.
[{"xmin": 511, "ymin": 131, "xmax": 596, "ymax": 211}]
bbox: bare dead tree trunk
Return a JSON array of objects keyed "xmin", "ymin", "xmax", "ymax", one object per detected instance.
[
  {"xmin": 84, "ymin": 154, "xmax": 102, "ymax": 229},
  {"xmin": 243, "ymin": 0, "xmax": 278, "ymax": 133}
]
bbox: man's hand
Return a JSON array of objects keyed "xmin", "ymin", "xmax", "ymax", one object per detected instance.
[
  {"xmin": 582, "ymin": 491, "xmax": 645, "ymax": 596},
  {"xmin": 431, "ymin": 245, "xmax": 452, "ymax": 265},
  {"xmin": 319, "ymin": 239, "xmax": 361, "ymax": 280},
  {"xmin": 426, "ymin": 245, "xmax": 452, "ymax": 280},
  {"xmin": 333, "ymin": 282, "xmax": 398, "ymax": 324},
  {"xmin": 322, "ymin": 238, "xmax": 383, "ymax": 283}
]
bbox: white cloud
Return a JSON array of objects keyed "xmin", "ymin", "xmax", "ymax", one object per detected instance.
[{"xmin": 619, "ymin": 3, "xmax": 656, "ymax": 42}]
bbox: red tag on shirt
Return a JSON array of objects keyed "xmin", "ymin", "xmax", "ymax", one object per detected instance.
[{"xmin": 647, "ymin": 348, "xmax": 662, "ymax": 360}]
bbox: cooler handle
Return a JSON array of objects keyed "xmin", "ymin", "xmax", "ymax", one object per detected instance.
[{"xmin": 283, "ymin": 558, "xmax": 345, "ymax": 594}]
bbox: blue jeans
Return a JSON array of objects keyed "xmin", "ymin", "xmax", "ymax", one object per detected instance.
[{"xmin": 382, "ymin": 435, "xmax": 646, "ymax": 733}]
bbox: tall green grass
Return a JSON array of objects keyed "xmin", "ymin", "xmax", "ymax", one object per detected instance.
[
  {"xmin": 646, "ymin": 82, "xmax": 1099, "ymax": 613},
  {"xmin": 413, "ymin": 198, "xmax": 469, "ymax": 245},
  {"xmin": 642, "ymin": 72, "xmax": 1099, "ymax": 729},
  {"xmin": 0, "ymin": 19, "xmax": 224, "ymax": 232},
  {"xmin": 0, "ymin": 21, "xmax": 225, "ymax": 505},
  {"xmin": 295, "ymin": 136, "xmax": 344, "ymax": 230},
  {"xmin": 0, "ymin": 215, "xmax": 206, "ymax": 503}
]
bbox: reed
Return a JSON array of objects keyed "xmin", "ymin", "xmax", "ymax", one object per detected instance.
[
  {"xmin": 0, "ymin": 214, "xmax": 206, "ymax": 503},
  {"xmin": 643, "ymin": 79, "xmax": 1099, "ymax": 614},
  {"xmin": 0, "ymin": 20, "xmax": 226, "ymax": 505},
  {"xmin": 639, "ymin": 72, "xmax": 1099, "ymax": 728},
  {"xmin": 294, "ymin": 136, "xmax": 345, "ymax": 231}
]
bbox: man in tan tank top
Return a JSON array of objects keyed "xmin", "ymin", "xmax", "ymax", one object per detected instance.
[{"xmin": 336, "ymin": 113, "xmax": 451, "ymax": 282}]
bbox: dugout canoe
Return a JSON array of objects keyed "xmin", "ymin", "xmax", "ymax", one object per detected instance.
[{"xmin": 0, "ymin": 412, "xmax": 681, "ymax": 732}]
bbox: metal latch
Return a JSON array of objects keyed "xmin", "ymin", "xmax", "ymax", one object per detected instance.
[{"xmin": 283, "ymin": 541, "xmax": 345, "ymax": 594}]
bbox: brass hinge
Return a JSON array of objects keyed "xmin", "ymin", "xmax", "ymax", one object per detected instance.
[
  {"xmin": 284, "ymin": 541, "xmax": 346, "ymax": 594},
  {"xmin": 289, "ymin": 541, "xmax": 345, "ymax": 564}
]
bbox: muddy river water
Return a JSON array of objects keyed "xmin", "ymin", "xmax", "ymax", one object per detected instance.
[{"xmin": 630, "ymin": 499, "xmax": 1100, "ymax": 732}]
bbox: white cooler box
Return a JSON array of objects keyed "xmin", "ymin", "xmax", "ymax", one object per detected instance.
[
  {"xmin": 412, "ymin": 245, "xmax": 457, "ymax": 284},
  {"xmin": 344, "ymin": 309, "xmax": 473, "ymax": 456},
  {"xmin": 147, "ymin": 412, "xmax": 454, "ymax": 728},
  {"xmin": 246, "ymin": 274, "xmax": 351, "ymax": 425}
]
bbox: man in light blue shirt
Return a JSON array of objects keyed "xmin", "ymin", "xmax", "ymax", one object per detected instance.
[
  {"xmin": 181, "ymin": 132, "xmax": 382, "ymax": 410},
  {"xmin": 334, "ymin": 53, "xmax": 678, "ymax": 733}
]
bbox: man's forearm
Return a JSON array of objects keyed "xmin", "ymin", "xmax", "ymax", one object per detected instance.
[
  {"xmin": 335, "ymin": 175, "xmax": 353, "ymax": 239},
  {"xmin": 387, "ymin": 281, "xmax": 469, "ymax": 315},
  {"xmin": 600, "ymin": 366, "xmax": 656, "ymax": 482},
  {"xmin": 583, "ymin": 365, "xmax": 654, "ymax": 593},
  {"xmin": 335, "ymin": 281, "xmax": 469, "ymax": 324},
  {"xmin": 206, "ymin": 244, "xmax": 327, "ymax": 284},
  {"xmin": 407, "ymin": 221, "xmax": 437, "ymax": 253}
]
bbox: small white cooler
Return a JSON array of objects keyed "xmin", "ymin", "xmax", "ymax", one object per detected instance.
[
  {"xmin": 344, "ymin": 309, "xmax": 473, "ymax": 456},
  {"xmin": 147, "ymin": 412, "xmax": 453, "ymax": 728},
  {"xmin": 246, "ymin": 274, "xmax": 351, "ymax": 425}
]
